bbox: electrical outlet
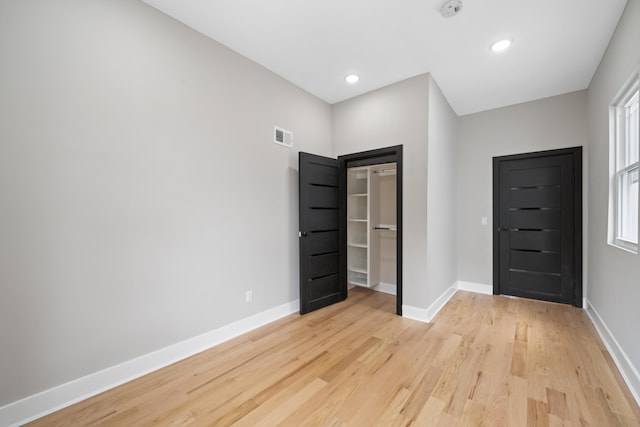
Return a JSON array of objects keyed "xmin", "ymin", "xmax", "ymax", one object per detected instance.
[
  {"xmin": 481, "ymin": 217, "xmax": 488, "ymax": 225},
  {"xmin": 245, "ymin": 290, "xmax": 253, "ymax": 303}
]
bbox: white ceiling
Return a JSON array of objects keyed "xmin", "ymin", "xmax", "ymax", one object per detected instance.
[{"xmin": 142, "ymin": 0, "xmax": 627, "ymax": 115}]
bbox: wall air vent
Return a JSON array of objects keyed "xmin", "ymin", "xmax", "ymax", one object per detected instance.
[{"xmin": 274, "ymin": 126, "xmax": 293, "ymax": 148}]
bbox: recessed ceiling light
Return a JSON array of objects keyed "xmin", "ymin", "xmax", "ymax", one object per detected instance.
[
  {"xmin": 345, "ymin": 74, "xmax": 360, "ymax": 84},
  {"xmin": 491, "ymin": 39, "xmax": 512, "ymax": 52}
]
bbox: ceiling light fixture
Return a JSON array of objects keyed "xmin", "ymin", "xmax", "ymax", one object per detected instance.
[
  {"xmin": 345, "ymin": 74, "xmax": 360, "ymax": 84},
  {"xmin": 491, "ymin": 39, "xmax": 512, "ymax": 52}
]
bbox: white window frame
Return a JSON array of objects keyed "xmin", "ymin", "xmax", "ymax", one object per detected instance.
[{"xmin": 609, "ymin": 70, "xmax": 639, "ymax": 254}]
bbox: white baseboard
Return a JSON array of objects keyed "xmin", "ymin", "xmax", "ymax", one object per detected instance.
[
  {"xmin": 455, "ymin": 281, "xmax": 493, "ymax": 295},
  {"xmin": 403, "ymin": 283, "xmax": 457, "ymax": 323},
  {"xmin": 402, "ymin": 281, "xmax": 493, "ymax": 324},
  {"xmin": 0, "ymin": 299, "xmax": 300, "ymax": 427},
  {"xmin": 402, "ymin": 304, "xmax": 431, "ymax": 323},
  {"xmin": 585, "ymin": 300, "xmax": 640, "ymax": 407},
  {"xmin": 372, "ymin": 282, "xmax": 396, "ymax": 295}
]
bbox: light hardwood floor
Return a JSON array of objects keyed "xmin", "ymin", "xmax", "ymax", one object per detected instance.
[{"xmin": 28, "ymin": 288, "xmax": 640, "ymax": 426}]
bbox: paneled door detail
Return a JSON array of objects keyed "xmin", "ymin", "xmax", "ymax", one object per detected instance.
[
  {"xmin": 493, "ymin": 148, "xmax": 582, "ymax": 306},
  {"xmin": 299, "ymin": 152, "xmax": 344, "ymax": 314}
]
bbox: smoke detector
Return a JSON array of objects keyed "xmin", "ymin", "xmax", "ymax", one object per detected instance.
[{"xmin": 440, "ymin": 0, "xmax": 462, "ymax": 18}]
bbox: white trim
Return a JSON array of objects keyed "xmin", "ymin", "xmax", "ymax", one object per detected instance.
[
  {"xmin": 455, "ymin": 281, "xmax": 493, "ymax": 295},
  {"xmin": 402, "ymin": 281, "xmax": 492, "ymax": 324},
  {"xmin": 403, "ymin": 283, "xmax": 457, "ymax": 323},
  {"xmin": 585, "ymin": 300, "xmax": 640, "ymax": 406},
  {"xmin": 0, "ymin": 299, "xmax": 300, "ymax": 427},
  {"xmin": 608, "ymin": 69, "xmax": 639, "ymax": 254},
  {"xmin": 372, "ymin": 282, "xmax": 397, "ymax": 295},
  {"xmin": 401, "ymin": 304, "xmax": 431, "ymax": 323},
  {"xmin": 425, "ymin": 285, "xmax": 457, "ymax": 321}
]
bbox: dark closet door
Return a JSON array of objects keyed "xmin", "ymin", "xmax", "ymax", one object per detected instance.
[
  {"xmin": 299, "ymin": 152, "xmax": 345, "ymax": 314},
  {"xmin": 493, "ymin": 148, "xmax": 582, "ymax": 306}
]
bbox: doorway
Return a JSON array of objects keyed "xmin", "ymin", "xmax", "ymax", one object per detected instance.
[
  {"xmin": 493, "ymin": 147, "xmax": 582, "ymax": 306},
  {"xmin": 299, "ymin": 145, "xmax": 403, "ymax": 315}
]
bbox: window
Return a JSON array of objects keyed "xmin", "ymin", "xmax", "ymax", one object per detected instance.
[{"xmin": 610, "ymin": 72, "xmax": 639, "ymax": 253}]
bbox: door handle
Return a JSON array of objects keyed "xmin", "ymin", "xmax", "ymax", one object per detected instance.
[
  {"xmin": 299, "ymin": 231, "xmax": 308, "ymax": 237},
  {"xmin": 498, "ymin": 226, "xmax": 510, "ymax": 231}
]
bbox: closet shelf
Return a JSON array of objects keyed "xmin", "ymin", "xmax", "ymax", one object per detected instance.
[
  {"xmin": 348, "ymin": 218, "xmax": 367, "ymax": 222},
  {"xmin": 348, "ymin": 193, "xmax": 368, "ymax": 197},
  {"xmin": 348, "ymin": 267, "xmax": 368, "ymax": 274},
  {"xmin": 351, "ymin": 172, "xmax": 368, "ymax": 180},
  {"xmin": 349, "ymin": 279, "xmax": 369, "ymax": 287}
]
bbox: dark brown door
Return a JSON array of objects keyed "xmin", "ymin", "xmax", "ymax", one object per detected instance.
[
  {"xmin": 493, "ymin": 147, "xmax": 582, "ymax": 306},
  {"xmin": 299, "ymin": 152, "xmax": 345, "ymax": 314}
]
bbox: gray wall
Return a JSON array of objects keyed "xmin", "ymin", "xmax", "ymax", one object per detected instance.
[
  {"xmin": 332, "ymin": 74, "xmax": 459, "ymax": 310},
  {"xmin": 586, "ymin": 0, "xmax": 640, "ymax": 369},
  {"xmin": 426, "ymin": 78, "xmax": 459, "ymax": 304},
  {"xmin": 332, "ymin": 75, "xmax": 431, "ymax": 308},
  {"xmin": 456, "ymin": 91, "xmax": 588, "ymax": 287},
  {"xmin": 0, "ymin": 0, "xmax": 331, "ymax": 405}
]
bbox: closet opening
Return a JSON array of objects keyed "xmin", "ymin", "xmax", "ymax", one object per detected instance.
[
  {"xmin": 346, "ymin": 163, "xmax": 398, "ymax": 304},
  {"xmin": 299, "ymin": 145, "xmax": 402, "ymax": 315},
  {"xmin": 339, "ymin": 146, "xmax": 403, "ymax": 315}
]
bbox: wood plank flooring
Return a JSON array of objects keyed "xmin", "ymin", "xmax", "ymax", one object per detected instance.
[{"xmin": 27, "ymin": 288, "xmax": 640, "ymax": 426}]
